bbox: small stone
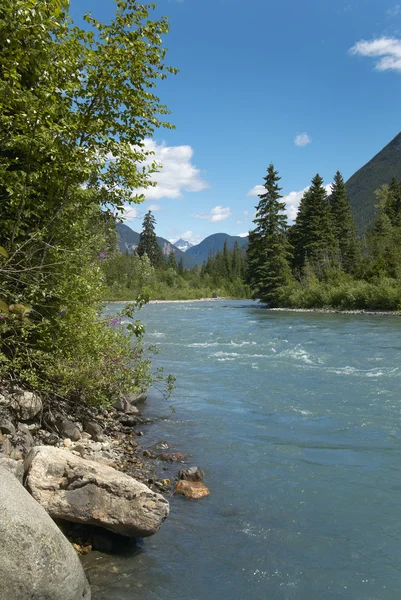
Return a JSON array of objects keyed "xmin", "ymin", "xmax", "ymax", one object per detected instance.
[
  {"xmin": 159, "ymin": 453, "xmax": 186, "ymax": 462},
  {"xmin": 63, "ymin": 438, "xmax": 72, "ymax": 447},
  {"xmin": 150, "ymin": 440, "xmax": 171, "ymax": 452},
  {"xmin": 174, "ymin": 480, "xmax": 210, "ymax": 499},
  {"xmin": 179, "ymin": 467, "xmax": 204, "ymax": 482},
  {"xmin": 10, "ymin": 448, "xmax": 23, "ymax": 461},
  {"xmin": 81, "ymin": 432, "xmax": 91, "ymax": 440},
  {"xmin": 143, "ymin": 450, "xmax": 155, "ymax": 458}
]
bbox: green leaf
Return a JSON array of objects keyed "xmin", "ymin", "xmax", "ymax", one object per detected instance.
[
  {"xmin": 0, "ymin": 301, "xmax": 9, "ymax": 314},
  {"xmin": 0, "ymin": 247, "xmax": 9, "ymax": 259}
]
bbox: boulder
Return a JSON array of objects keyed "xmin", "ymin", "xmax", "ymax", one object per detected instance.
[
  {"xmin": 115, "ymin": 396, "xmax": 139, "ymax": 414},
  {"xmin": 56, "ymin": 416, "xmax": 81, "ymax": 441},
  {"xmin": 25, "ymin": 446, "xmax": 169, "ymax": 538},
  {"xmin": 0, "ymin": 467, "xmax": 91, "ymax": 600},
  {"xmin": 174, "ymin": 480, "xmax": 210, "ymax": 499},
  {"xmin": 83, "ymin": 420, "xmax": 104, "ymax": 442},
  {"xmin": 10, "ymin": 390, "xmax": 42, "ymax": 421},
  {"xmin": 0, "ymin": 457, "xmax": 24, "ymax": 483},
  {"xmin": 125, "ymin": 390, "xmax": 147, "ymax": 405},
  {"xmin": 179, "ymin": 466, "xmax": 205, "ymax": 482}
]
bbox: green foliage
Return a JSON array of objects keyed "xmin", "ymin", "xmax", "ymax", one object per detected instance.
[
  {"xmin": 0, "ymin": 0, "xmax": 176, "ymax": 404},
  {"xmin": 330, "ymin": 171, "xmax": 359, "ymax": 273},
  {"xmin": 247, "ymin": 164, "xmax": 293, "ymax": 306},
  {"xmin": 137, "ymin": 211, "xmax": 164, "ymax": 267}
]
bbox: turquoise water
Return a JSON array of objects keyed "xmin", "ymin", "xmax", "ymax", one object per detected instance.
[{"xmin": 90, "ymin": 300, "xmax": 401, "ymax": 599}]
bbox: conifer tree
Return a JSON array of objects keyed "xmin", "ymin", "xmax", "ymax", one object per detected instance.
[
  {"xmin": 247, "ymin": 164, "xmax": 293, "ymax": 305},
  {"xmin": 329, "ymin": 171, "xmax": 359, "ymax": 273},
  {"xmin": 137, "ymin": 211, "xmax": 163, "ymax": 267},
  {"xmin": 291, "ymin": 174, "xmax": 335, "ymax": 275},
  {"xmin": 167, "ymin": 250, "xmax": 177, "ymax": 270},
  {"xmin": 223, "ymin": 240, "xmax": 232, "ymax": 278},
  {"xmin": 231, "ymin": 241, "xmax": 242, "ymax": 278}
]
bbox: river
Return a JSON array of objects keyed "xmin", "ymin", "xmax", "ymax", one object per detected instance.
[{"xmin": 86, "ymin": 299, "xmax": 401, "ymax": 600}]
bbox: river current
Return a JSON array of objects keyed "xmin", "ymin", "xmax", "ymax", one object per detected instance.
[{"xmin": 87, "ymin": 300, "xmax": 401, "ymax": 600}]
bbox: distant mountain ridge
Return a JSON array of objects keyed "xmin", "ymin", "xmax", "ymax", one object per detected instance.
[
  {"xmin": 116, "ymin": 223, "xmax": 196, "ymax": 268},
  {"xmin": 172, "ymin": 238, "xmax": 193, "ymax": 252},
  {"xmin": 346, "ymin": 132, "xmax": 401, "ymax": 233},
  {"xmin": 185, "ymin": 233, "xmax": 248, "ymax": 265},
  {"xmin": 116, "ymin": 224, "xmax": 247, "ymax": 267}
]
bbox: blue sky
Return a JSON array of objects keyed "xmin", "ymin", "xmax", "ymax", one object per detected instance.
[{"xmin": 70, "ymin": 0, "xmax": 401, "ymax": 245}]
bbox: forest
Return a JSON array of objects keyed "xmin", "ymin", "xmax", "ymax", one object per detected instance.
[{"xmin": 105, "ymin": 169, "xmax": 401, "ymax": 311}]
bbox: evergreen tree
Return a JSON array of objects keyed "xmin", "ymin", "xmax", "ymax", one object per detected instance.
[
  {"xmin": 247, "ymin": 164, "xmax": 293, "ymax": 305},
  {"xmin": 137, "ymin": 211, "xmax": 163, "ymax": 267},
  {"xmin": 167, "ymin": 250, "xmax": 177, "ymax": 270},
  {"xmin": 177, "ymin": 258, "xmax": 185, "ymax": 275},
  {"xmin": 291, "ymin": 174, "xmax": 335, "ymax": 275},
  {"xmin": 223, "ymin": 240, "xmax": 232, "ymax": 278},
  {"xmin": 329, "ymin": 171, "xmax": 359, "ymax": 273},
  {"xmin": 231, "ymin": 241, "xmax": 242, "ymax": 278}
]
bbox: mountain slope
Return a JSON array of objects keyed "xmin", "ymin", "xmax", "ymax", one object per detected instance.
[
  {"xmin": 185, "ymin": 233, "xmax": 248, "ymax": 266},
  {"xmin": 346, "ymin": 132, "xmax": 401, "ymax": 233},
  {"xmin": 116, "ymin": 223, "xmax": 196, "ymax": 268},
  {"xmin": 172, "ymin": 238, "xmax": 193, "ymax": 252}
]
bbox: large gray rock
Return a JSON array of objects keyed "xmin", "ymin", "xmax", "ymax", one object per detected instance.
[
  {"xmin": 25, "ymin": 446, "xmax": 169, "ymax": 538},
  {"xmin": 0, "ymin": 467, "xmax": 91, "ymax": 600},
  {"xmin": 10, "ymin": 390, "xmax": 42, "ymax": 421},
  {"xmin": 0, "ymin": 457, "xmax": 24, "ymax": 483}
]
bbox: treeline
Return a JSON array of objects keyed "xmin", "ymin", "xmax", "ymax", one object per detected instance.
[
  {"xmin": 247, "ymin": 165, "xmax": 401, "ymax": 310},
  {"xmin": 102, "ymin": 211, "xmax": 250, "ymax": 300}
]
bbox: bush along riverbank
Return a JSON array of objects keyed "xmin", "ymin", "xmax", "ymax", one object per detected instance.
[{"xmin": 0, "ymin": 381, "xmax": 210, "ymax": 599}]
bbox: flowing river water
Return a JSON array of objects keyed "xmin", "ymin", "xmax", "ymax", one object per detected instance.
[{"xmin": 85, "ymin": 300, "xmax": 401, "ymax": 600}]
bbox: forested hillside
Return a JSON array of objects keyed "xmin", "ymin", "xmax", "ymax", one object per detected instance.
[
  {"xmin": 346, "ymin": 132, "xmax": 401, "ymax": 233},
  {"xmin": 247, "ymin": 164, "xmax": 401, "ymax": 310}
]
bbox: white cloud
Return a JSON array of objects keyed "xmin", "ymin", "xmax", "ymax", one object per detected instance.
[
  {"xmin": 294, "ymin": 133, "xmax": 312, "ymax": 147},
  {"xmin": 350, "ymin": 37, "xmax": 401, "ymax": 72},
  {"xmin": 193, "ymin": 205, "xmax": 232, "ymax": 222},
  {"xmin": 148, "ymin": 203, "xmax": 161, "ymax": 212},
  {"xmin": 247, "ymin": 183, "xmax": 332, "ymax": 222},
  {"xmin": 247, "ymin": 185, "xmax": 265, "ymax": 198},
  {"xmin": 387, "ymin": 4, "xmax": 401, "ymax": 17},
  {"xmin": 122, "ymin": 204, "xmax": 140, "ymax": 221},
  {"xmin": 237, "ymin": 232, "xmax": 249, "ymax": 238},
  {"xmin": 136, "ymin": 139, "xmax": 209, "ymax": 200}
]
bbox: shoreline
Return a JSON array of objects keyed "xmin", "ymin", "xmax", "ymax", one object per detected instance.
[
  {"xmin": 107, "ymin": 298, "xmax": 401, "ymax": 315},
  {"xmin": 266, "ymin": 307, "xmax": 401, "ymax": 316}
]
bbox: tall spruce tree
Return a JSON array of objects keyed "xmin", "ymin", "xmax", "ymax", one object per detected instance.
[
  {"xmin": 291, "ymin": 174, "xmax": 335, "ymax": 275},
  {"xmin": 247, "ymin": 164, "xmax": 293, "ymax": 305},
  {"xmin": 137, "ymin": 211, "xmax": 163, "ymax": 267},
  {"xmin": 329, "ymin": 171, "xmax": 359, "ymax": 273}
]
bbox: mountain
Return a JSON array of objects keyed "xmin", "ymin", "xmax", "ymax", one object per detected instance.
[
  {"xmin": 172, "ymin": 238, "xmax": 193, "ymax": 253},
  {"xmin": 115, "ymin": 223, "xmax": 196, "ymax": 268},
  {"xmin": 185, "ymin": 233, "xmax": 248, "ymax": 266},
  {"xmin": 346, "ymin": 132, "xmax": 401, "ymax": 233}
]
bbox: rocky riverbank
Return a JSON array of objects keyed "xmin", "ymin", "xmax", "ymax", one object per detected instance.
[{"xmin": 0, "ymin": 384, "xmax": 209, "ymax": 599}]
